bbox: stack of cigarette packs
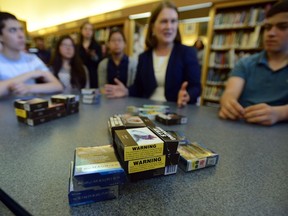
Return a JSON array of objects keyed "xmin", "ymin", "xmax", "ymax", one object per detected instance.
[
  {"xmin": 81, "ymin": 88, "xmax": 101, "ymax": 104},
  {"xmin": 14, "ymin": 94, "xmax": 79, "ymax": 126},
  {"xmin": 114, "ymin": 126, "xmax": 180, "ymax": 182},
  {"xmin": 69, "ymin": 145, "xmax": 126, "ymax": 206}
]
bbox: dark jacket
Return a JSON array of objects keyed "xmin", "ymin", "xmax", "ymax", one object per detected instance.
[
  {"xmin": 78, "ymin": 42, "xmax": 102, "ymax": 88},
  {"xmin": 129, "ymin": 43, "xmax": 201, "ymax": 104}
]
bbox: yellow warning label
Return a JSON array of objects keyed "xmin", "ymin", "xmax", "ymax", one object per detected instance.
[
  {"xmin": 124, "ymin": 144, "xmax": 164, "ymax": 161},
  {"xmin": 128, "ymin": 155, "xmax": 166, "ymax": 173},
  {"xmin": 15, "ymin": 108, "xmax": 27, "ymax": 118}
]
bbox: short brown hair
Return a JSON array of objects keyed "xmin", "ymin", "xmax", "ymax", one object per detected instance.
[
  {"xmin": 145, "ymin": 0, "xmax": 181, "ymax": 49},
  {"xmin": 266, "ymin": 1, "xmax": 288, "ymax": 18},
  {"xmin": 108, "ymin": 27, "xmax": 126, "ymax": 43},
  {"xmin": 0, "ymin": 12, "xmax": 17, "ymax": 35}
]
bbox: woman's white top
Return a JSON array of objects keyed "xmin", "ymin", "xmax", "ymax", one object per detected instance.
[{"xmin": 149, "ymin": 51, "xmax": 170, "ymax": 102}]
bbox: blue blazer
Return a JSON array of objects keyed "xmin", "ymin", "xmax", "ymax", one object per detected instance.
[{"xmin": 129, "ymin": 43, "xmax": 201, "ymax": 104}]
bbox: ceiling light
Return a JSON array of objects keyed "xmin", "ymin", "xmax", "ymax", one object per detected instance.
[
  {"xmin": 178, "ymin": 2, "xmax": 212, "ymax": 12},
  {"xmin": 181, "ymin": 17, "xmax": 210, "ymax": 23},
  {"xmin": 129, "ymin": 12, "xmax": 151, "ymax": 19}
]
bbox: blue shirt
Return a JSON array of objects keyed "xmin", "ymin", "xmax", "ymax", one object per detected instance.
[{"xmin": 231, "ymin": 51, "xmax": 288, "ymax": 107}]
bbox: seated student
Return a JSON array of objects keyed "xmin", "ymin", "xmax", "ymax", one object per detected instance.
[
  {"xmin": 98, "ymin": 28, "xmax": 137, "ymax": 89},
  {"xmin": 32, "ymin": 36, "xmax": 51, "ymax": 65},
  {"xmin": 0, "ymin": 12, "xmax": 63, "ymax": 97},
  {"xmin": 50, "ymin": 35, "xmax": 88, "ymax": 93},
  {"xmin": 104, "ymin": 0, "xmax": 201, "ymax": 107},
  {"xmin": 219, "ymin": 1, "xmax": 288, "ymax": 126}
]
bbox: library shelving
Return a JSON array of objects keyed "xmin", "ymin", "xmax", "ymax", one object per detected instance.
[{"xmin": 201, "ymin": 0, "xmax": 278, "ymax": 107}]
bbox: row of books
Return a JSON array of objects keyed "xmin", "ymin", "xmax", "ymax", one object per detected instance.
[
  {"xmin": 209, "ymin": 51, "xmax": 233, "ymax": 68},
  {"xmin": 203, "ymin": 86, "xmax": 224, "ymax": 101},
  {"xmin": 209, "ymin": 51, "xmax": 252, "ymax": 69},
  {"xmin": 94, "ymin": 26, "xmax": 122, "ymax": 42},
  {"xmin": 206, "ymin": 69, "xmax": 229, "ymax": 86},
  {"xmin": 214, "ymin": 7, "xmax": 266, "ymax": 28},
  {"xmin": 211, "ymin": 26, "xmax": 262, "ymax": 49},
  {"xmin": 94, "ymin": 28, "xmax": 110, "ymax": 42}
]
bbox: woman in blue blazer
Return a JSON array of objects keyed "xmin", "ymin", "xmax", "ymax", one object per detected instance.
[{"xmin": 104, "ymin": 0, "xmax": 201, "ymax": 107}]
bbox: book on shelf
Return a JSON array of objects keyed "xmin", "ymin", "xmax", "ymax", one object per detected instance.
[{"xmin": 214, "ymin": 7, "xmax": 267, "ymax": 28}]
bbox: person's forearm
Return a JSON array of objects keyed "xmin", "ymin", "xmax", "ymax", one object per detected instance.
[
  {"xmin": 275, "ymin": 105, "xmax": 288, "ymax": 122},
  {"xmin": 28, "ymin": 82, "xmax": 63, "ymax": 94},
  {"xmin": 220, "ymin": 91, "xmax": 237, "ymax": 105},
  {"xmin": 0, "ymin": 81, "xmax": 10, "ymax": 97},
  {"xmin": 10, "ymin": 71, "xmax": 39, "ymax": 84}
]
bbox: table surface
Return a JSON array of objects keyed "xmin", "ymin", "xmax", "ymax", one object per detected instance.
[{"xmin": 0, "ymin": 96, "xmax": 287, "ymax": 216}]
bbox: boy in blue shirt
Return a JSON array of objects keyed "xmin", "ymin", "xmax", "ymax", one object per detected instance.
[{"xmin": 219, "ymin": 1, "xmax": 288, "ymax": 126}]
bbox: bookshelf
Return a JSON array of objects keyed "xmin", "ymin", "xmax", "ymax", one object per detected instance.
[{"xmin": 201, "ymin": 0, "xmax": 277, "ymax": 107}]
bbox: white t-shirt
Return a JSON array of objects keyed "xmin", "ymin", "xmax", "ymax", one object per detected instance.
[
  {"xmin": 58, "ymin": 67, "xmax": 72, "ymax": 92},
  {"xmin": 0, "ymin": 52, "xmax": 49, "ymax": 84},
  {"xmin": 150, "ymin": 51, "xmax": 170, "ymax": 102},
  {"xmin": 55, "ymin": 65, "xmax": 89, "ymax": 93}
]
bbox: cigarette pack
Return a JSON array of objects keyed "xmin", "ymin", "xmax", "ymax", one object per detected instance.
[
  {"xmin": 82, "ymin": 96, "xmax": 100, "ymax": 104},
  {"xmin": 149, "ymin": 127, "xmax": 179, "ymax": 154},
  {"xmin": 117, "ymin": 153, "xmax": 180, "ymax": 182},
  {"xmin": 115, "ymin": 127, "xmax": 179, "ymax": 161},
  {"xmin": 14, "ymin": 98, "xmax": 49, "ymax": 111},
  {"xmin": 50, "ymin": 110, "xmax": 67, "ymax": 120},
  {"xmin": 68, "ymin": 162, "xmax": 118, "ymax": 206},
  {"xmin": 81, "ymin": 88, "xmax": 101, "ymax": 104},
  {"xmin": 66, "ymin": 101, "xmax": 79, "ymax": 115},
  {"xmin": 73, "ymin": 145, "xmax": 126, "ymax": 188},
  {"xmin": 116, "ymin": 145, "xmax": 180, "ymax": 174},
  {"xmin": 15, "ymin": 107, "xmax": 49, "ymax": 119},
  {"xmin": 114, "ymin": 127, "xmax": 165, "ymax": 161},
  {"xmin": 166, "ymin": 130, "xmax": 190, "ymax": 145},
  {"xmin": 108, "ymin": 115, "xmax": 155, "ymax": 142},
  {"xmin": 51, "ymin": 94, "xmax": 79, "ymax": 104},
  {"xmin": 126, "ymin": 105, "xmax": 169, "ymax": 120},
  {"xmin": 48, "ymin": 103, "xmax": 66, "ymax": 113},
  {"xmin": 177, "ymin": 143, "xmax": 219, "ymax": 172},
  {"xmin": 155, "ymin": 113, "xmax": 188, "ymax": 125},
  {"xmin": 81, "ymin": 88, "xmax": 99, "ymax": 95},
  {"xmin": 26, "ymin": 116, "xmax": 51, "ymax": 126}
]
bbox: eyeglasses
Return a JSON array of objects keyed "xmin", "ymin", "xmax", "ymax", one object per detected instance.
[
  {"xmin": 263, "ymin": 22, "xmax": 288, "ymax": 31},
  {"xmin": 109, "ymin": 39, "xmax": 124, "ymax": 43},
  {"xmin": 60, "ymin": 44, "xmax": 74, "ymax": 48}
]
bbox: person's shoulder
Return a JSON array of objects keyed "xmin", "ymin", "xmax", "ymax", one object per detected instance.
[
  {"xmin": 99, "ymin": 57, "xmax": 108, "ymax": 65},
  {"xmin": 238, "ymin": 51, "xmax": 263, "ymax": 65},
  {"xmin": 20, "ymin": 52, "xmax": 40, "ymax": 61},
  {"xmin": 174, "ymin": 43, "xmax": 196, "ymax": 54},
  {"xmin": 138, "ymin": 49, "xmax": 152, "ymax": 60}
]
